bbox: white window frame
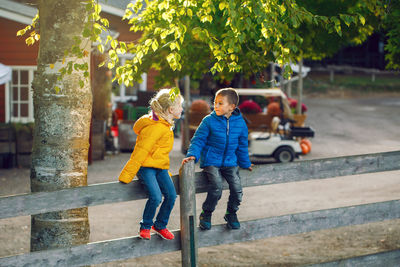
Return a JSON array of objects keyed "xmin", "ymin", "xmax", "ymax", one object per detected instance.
[
  {"xmin": 111, "ymin": 54, "xmax": 147, "ymax": 104},
  {"xmin": 5, "ymin": 66, "xmax": 36, "ymax": 123}
]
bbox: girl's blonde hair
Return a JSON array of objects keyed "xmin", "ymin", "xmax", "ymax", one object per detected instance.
[{"xmin": 149, "ymin": 88, "xmax": 183, "ymax": 125}]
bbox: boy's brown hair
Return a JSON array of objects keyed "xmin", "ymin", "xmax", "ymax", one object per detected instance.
[{"xmin": 215, "ymin": 88, "xmax": 239, "ymax": 107}]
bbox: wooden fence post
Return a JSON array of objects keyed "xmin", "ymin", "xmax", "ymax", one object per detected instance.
[
  {"xmin": 183, "ymin": 75, "xmax": 190, "ymax": 153},
  {"xmin": 297, "ymin": 57, "xmax": 303, "ymax": 115},
  {"xmin": 179, "ymin": 160, "xmax": 198, "ymax": 267},
  {"xmin": 329, "ymin": 69, "xmax": 334, "ymax": 83}
]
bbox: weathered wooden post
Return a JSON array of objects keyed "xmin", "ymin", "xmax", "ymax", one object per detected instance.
[
  {"xmin": 183, "ymin": 75, "xmax": 190, "ymax": 153},
  {"xmin": 297, "ymin": 57, "xmax": 303, "ymax": 115},
  {"xmin": 270, "ymin": 62, "xmax": 275, "ymax": 87},
  {"xmin": 179, "ymin": 160, "xmax": 198, "ymax": 267},
  {"xmin": 287, "ymin": 79, "xmax": 292, "ymax": 98},
  {"xmin": 330, "ymin": 68, "xmax": 334, "ymax": 83}
]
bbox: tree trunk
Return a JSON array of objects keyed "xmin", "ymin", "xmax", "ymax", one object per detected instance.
[
  {"xmin": 30, "ymin": 0, "xmax": 91, "ymax": 251},
  {"xmin": 297, "ymin": 57, "xmax": 303, "ymax": 115}
]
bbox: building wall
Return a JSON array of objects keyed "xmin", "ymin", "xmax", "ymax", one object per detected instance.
[
  {"xmin": 0, "ymin": 17, "xmax": 38, "ymax": 66},
  {"xmin": 104, "ymin": 13, "xmax": 142, "ymax": 42},
  {"xmin": 1, "ymin": 17, "xmax": 38, "ymax": 123},
  {"xmin": 146, "ymin": 68, "xmax": 159, "ymax": 90},
  {"xmin": 0, "ymin": 84, "xmax": 5, "ymax": 123}
]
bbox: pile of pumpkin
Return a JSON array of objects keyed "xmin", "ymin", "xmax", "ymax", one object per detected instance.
[{"xmin": 300, "ymin": 138, "xmax": 312, "ymax": 155}]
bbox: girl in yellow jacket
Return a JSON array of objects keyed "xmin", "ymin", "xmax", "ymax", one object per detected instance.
[{"xmin": 118, "ymin": 88, "xmax": 183, "ymax": 240}]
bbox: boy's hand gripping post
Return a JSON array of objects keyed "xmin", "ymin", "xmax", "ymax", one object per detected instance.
[{"xmin": 181, "ymin": 156, "xmax": 195, "ymax": 165}]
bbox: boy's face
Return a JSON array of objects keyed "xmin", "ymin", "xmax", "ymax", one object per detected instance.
[{"xmin": 214, "ymin": 95, "xmax": 235, "ymax": 117}]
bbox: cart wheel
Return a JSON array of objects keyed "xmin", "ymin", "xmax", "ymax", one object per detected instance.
[{"xmin": 274, "ymin": 147, "xmax": 295, "ymax": 163}]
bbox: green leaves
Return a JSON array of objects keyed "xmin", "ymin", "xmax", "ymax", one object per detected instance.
[
  {"xmin": 383, "ymin": 0, "xmax": 400, "ymax": 69},
  {"xmin": 151, "ymin": 40, "xmax": 159, "ymax": 51},
  {"xmin": 359, "ymin": 15, "xmax": 366, "ymax": 25},
  {"xmin": 292, "ymin": 0, "xmax": 384, "ymax": 62},
  {"xmin": 97, "ymin": 44, "xmax": 104, "ymax": 53},
  {"xmin": 331, "ymin": 17, "xmax": 342, "ymax": 36},
  {"xmin": 169, "ymin": 87, "xmax": 181, "ymax": 102},
  {"xmin": 19, "ymin": 0, "xmax": 395, "ymax": 92},
  {"xmin": 219, "ymin": 2, "xmax": 227, "ymax": 10},
  {"xmin": 166, "ymin": 52, "xmax": 182, "ymax": 71},
  {"xmin": 17, "ymin": 13, "xmax": 40, "ymax": 46}
]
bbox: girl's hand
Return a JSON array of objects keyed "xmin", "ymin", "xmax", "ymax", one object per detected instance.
[{"xmin": 182, "ymin": 156, "xmax": 195, "ymax": 165}]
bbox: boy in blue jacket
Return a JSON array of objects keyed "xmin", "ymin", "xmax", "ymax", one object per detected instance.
[{"xmin": 182, "ymin": 88, "xmax": 252, "ymax": 230}]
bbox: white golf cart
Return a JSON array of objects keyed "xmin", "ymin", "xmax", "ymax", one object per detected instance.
[{"xmin": 236, "ymin": 88, "xmax": 314, "ymax": 163}]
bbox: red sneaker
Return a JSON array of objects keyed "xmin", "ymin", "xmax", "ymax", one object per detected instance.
[
  {"xmin": 151, "ymin": 226, "xmax": 174, "ymax": 240},
  {"xmin": 139, "ymin": 228, "xmax": 151, "ymax": 240}
]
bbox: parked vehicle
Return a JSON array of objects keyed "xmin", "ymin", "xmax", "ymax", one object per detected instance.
[
  {"xmin": 236, "ymin": 88, "xmax": 314, "ymax": 163},
  {"xmin": 249, "ymin": 125, "xmax": 314, "ymax": 163}
]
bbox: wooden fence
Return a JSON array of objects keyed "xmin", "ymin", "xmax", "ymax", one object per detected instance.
[
  {"xmin": 312, "ymin": 65, "xmax": 400, "ymax": 83},
  {"xmin": 1, "ymin": 150, "xmax": 400, "ymax": 266}
]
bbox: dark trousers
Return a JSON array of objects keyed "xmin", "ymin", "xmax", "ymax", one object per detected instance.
[{"xmin": 202, "ymin": 166, "xmax": 243, "ymax": 213}]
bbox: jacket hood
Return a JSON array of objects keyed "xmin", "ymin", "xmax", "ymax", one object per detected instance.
[
  {"xmin": 133, "ymin": 114, "xmax": 170, "ymax": 134},
  {"xmin": 232, "ymin": 107, "xmax": 241, "ymax": 116}
]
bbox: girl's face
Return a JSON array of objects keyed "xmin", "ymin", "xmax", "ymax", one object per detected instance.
[
  {"xmin": 169, "ymin": 101, "xmax": 183, "ymax": 119},
  {"xmin": 214, "ymin": 94, "xmax": 235, "ymax": 117}
]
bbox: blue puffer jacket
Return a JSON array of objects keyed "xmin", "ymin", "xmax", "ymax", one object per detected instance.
[{"xmin": 186, "ymin": 108, "xmax": 251, "ymax": 169}]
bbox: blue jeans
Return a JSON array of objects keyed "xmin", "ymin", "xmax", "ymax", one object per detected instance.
[
  {"xmin": 137, "ymin": 167, "xmax": 177, "ymax": 229},
  {"xmin": 202, "ymin": 166, "xmax": 242, "ymax": 213}
]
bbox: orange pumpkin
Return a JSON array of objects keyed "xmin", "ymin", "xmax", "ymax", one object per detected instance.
[
  {"xmin": 190, "ymin": 99, "xmax": 211, "ymax": 114},
  {"xmin": 301, "ymin": 139, "xmax": 312, "ymax": 152},
  {"xmin": 267, "ymin": 102, "xmax": 281, "ymax": 117},
  {"xmin": 300, "ymin": 143, "xmax": 310, "ymax": 154}
]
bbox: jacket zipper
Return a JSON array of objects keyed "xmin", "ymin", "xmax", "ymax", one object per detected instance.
[{"xmin": 221, "ymin": 117, "xmax": 230, "ymax": 166}]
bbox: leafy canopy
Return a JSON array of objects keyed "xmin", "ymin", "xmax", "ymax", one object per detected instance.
[
  {"xmin": 296, "ymin": 0, "xmax": 385, "ymax": 61},
  {"xmin": 109, "ymin": 0, "xmax": 367, "ymax": 85},
  {"xmin": 384, "ymin": 0, "xmax": 400, "ymax": 69},
  {"xmin": 18, "ymin": 0, "xmax": 396, "ymax": 89}
]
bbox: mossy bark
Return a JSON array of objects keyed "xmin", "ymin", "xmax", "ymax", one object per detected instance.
[{"xmin": 30, "ymin": 0, "xmax": 91, "ymax": 251}]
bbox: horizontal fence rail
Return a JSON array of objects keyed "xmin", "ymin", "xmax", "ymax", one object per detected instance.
[
  {"xmin": 1, "ymin": 199, "xmax": 399, "ymax": 266},
  {"xmin": 1, "ymin": 150, "xmax": 399, "ymax": 220},
  {"xmin": 308, "ymin": 249, "xmax": 400, "ymax": 267}
]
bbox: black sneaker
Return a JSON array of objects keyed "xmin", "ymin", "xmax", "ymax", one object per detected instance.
[
  {"xmin": 199, "ymin": 211, "xmax": 212, "ymax": 230},
  {"xmin": 224, "ymin": 212, "xmax": 240, "ymax": 229}
]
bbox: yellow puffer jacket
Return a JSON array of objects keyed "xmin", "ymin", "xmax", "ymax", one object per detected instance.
[{"xmin": 118, "ymin": 114, "xmax": 174, "ymax": 183}]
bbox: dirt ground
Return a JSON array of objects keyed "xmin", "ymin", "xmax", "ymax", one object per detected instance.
[{"xmin": 1, "ymin": 91, "xmax": 400, "ymax": 266}]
